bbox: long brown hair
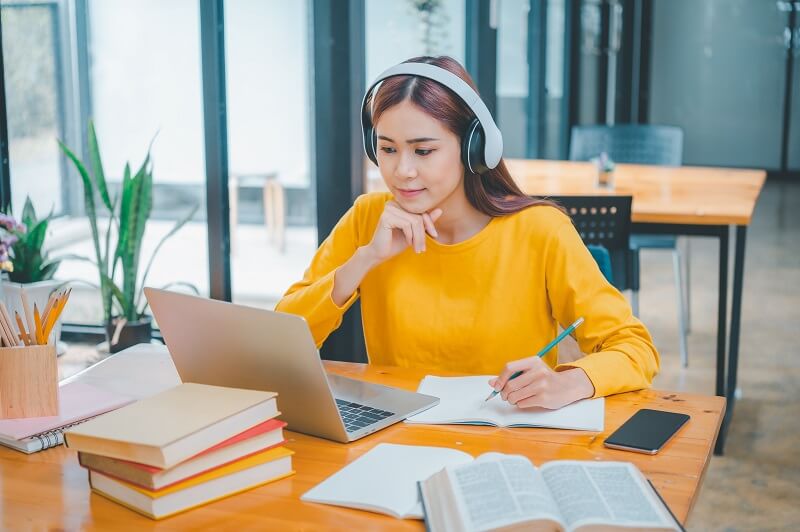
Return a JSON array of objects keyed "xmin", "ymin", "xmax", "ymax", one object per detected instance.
[{"xmin": 370, "ymin": 55, "xmax": 556, "ymax": 217}]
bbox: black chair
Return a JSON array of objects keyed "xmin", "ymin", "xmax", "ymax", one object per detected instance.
[
  {"xmin": 569, "ymin": 124, "xmax": 689, "ymax": 367},
  {"xmin": 546, "ymin": 195, "xmax": 633, "ymax": 293}
]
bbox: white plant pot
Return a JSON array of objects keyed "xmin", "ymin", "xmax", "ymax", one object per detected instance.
[{"xmin": 1, "ymin": 279, "xmax": 66, "ymax": 354}]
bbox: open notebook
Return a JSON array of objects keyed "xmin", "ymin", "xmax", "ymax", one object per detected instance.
[
  {"xmin": 405, "ymin": 376, "xmax": 604, "ymax": 431},
  {"xmin": 301, "ymin": 443, "xmax": 475, "ymax": 519},
  {"xmin": 0, "ymin": 382, "xmax": 134, "ymax": 453}
]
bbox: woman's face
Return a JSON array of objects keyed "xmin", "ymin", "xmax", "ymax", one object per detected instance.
[{"xmin": 374, "ymin": 99, "xmax": 465, "ymax": 214}]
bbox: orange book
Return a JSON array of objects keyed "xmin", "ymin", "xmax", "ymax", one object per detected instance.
[
  {"xmin": 89, "ymin": 445, "xmax": 294, "ymax": 520},
  {"xmin": 79, "ymin": 419, "xmax": 287, "ymax": 490}
]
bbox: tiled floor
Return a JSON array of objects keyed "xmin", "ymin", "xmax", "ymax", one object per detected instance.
[{"xmin": 57, "ymin": 180, "xmax": 799, "ymax": 531}]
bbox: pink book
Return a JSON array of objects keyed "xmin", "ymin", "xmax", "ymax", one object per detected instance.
[{"xmin": 0, "ymin": 382, "xmax": 135, "ymax": 441}]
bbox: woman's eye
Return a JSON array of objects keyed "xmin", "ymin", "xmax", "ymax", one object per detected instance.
[
  {"xmin": 380, "ymin": 146, "xmax": 396, "ymax": 154},
  {"xmin": 416, "ymin": 149, "xmax": 434, "ymax": 156}
]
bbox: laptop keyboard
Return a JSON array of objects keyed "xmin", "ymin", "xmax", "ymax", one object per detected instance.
[{"xmin": 335, "ymin": 399, "xmax": 395, "ymax": 432}]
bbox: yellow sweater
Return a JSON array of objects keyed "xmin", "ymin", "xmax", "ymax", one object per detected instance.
[{"xmin": 276, "ymin": 192, "xmax": 659, "ymax": 397}]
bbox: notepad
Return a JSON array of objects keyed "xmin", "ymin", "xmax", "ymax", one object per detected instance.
[
  {"xmin": 405, "ymin": 376, "xmax": 604, "ymax": 431},
  {"xmin": 301, "ymin": 443, "xmax": 474, "ymax": 519},
  {"xmin": 0, "ymin": 382, "xmax": 135, "ymax": 453}
]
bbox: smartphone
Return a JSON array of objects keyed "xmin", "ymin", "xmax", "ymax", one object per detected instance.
[{"xmin": 603, "ymin": 409, "xmax": 690, "ymax": 454}]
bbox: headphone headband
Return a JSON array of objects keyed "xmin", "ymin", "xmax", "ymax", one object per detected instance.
[{"xmin": 361, "ymin": 62, "xmax": 503, "ymax": 169}]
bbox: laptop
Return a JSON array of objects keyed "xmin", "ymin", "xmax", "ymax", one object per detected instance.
[{"xmin": 144, "ymin": 288, "xmax": 439, "ymax": 443}]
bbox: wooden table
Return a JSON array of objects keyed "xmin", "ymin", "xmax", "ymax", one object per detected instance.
[
  {"xmin": 506, "ymin": 159, "xmax": 765, "ymax": 454},
  {"xmin": 0, "ymin": 345, "xmax": 725, "ymax": 531}
]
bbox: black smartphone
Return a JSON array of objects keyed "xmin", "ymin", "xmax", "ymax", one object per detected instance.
[{"xmin": 603, "ymin": 409, "xmax": 690, "ymax": 454}]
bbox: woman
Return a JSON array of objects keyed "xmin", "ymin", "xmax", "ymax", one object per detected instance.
[{"xmin": 276, "ymin": 56, "xmax": 659, "ymax": 409}]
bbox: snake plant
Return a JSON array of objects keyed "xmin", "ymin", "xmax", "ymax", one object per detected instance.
[{"xmin": 58, "ymin": 121, "xmax": 198, "ymax": 324}]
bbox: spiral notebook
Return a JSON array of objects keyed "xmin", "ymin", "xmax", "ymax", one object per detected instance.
[{"xmin": 0, "ymin": 382, "xmax": 135, "ymax": 454}]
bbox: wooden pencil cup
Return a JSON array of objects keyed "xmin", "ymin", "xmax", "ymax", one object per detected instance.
[{"xmin": 0, "ymin": 345, "xmax": 58, "ymax": 419}]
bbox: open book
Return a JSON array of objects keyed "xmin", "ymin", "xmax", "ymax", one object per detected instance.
[
  {"xmin": 406, "ymin": 376, "xmax": 604, "ymax": 431},
  {"xmin": 420, "ymin": 453, "xmax": 683, "ymax": 532}
]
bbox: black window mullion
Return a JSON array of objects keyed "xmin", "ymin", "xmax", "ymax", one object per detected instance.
[
  {"xmin": 199, "ymin": 0, "xmax": 232, "ymax": 302},
  {"xmin": 0, "ymin": 13, "xmax": 10, "ymax": 212},
  {"xmin": 311, "ymin": 0, "xmax": 366, "ymax": 363},
  {"xmin": 465, "ymin": 0, "xmax": 498, "ymax": 116},
  {"xmin": 527, "ymin": 0, "xmax": 547, "ymax": 158}
]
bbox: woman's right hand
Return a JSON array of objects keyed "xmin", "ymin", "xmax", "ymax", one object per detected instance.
[{"xmin": 364, "ymin": 201, "xmax": 443, "ymax": 264}]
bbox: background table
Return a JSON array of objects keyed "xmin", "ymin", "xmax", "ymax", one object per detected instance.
[
  {"xmin": 0, "ymin": 345, "xmax": 725, "ymax": 531},
  {"xmin": 506, "ymin": 159, "xmax": 764, "ymax": 454}
]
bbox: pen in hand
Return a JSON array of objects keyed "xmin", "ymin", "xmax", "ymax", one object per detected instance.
[{"xmin": 484, "ymin": 317, "xmax": 585, "ymax": 402}]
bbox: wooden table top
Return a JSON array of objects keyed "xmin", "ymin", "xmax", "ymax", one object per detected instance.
[
  {"xmin": 505, "ymin": 159, "xmax": 766, "ymax": 226},
  {"xmin": 0, "ymin": 348, "xmax": 725, "ymax": 531}
]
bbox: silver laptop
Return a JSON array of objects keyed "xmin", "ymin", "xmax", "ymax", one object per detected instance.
[{"xmin": 144, "ymin": 287, "xmax": 439, "ymax": 443}]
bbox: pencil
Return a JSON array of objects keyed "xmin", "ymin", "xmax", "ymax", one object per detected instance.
[
  {"xmin": 485, "ymin": 317, "xmax": 586, "ymax": 402},
  {"xmin": 34, "ymin": 304, "xmax": 43, "ymax": 345},
  {"xmin": 15, "ymin": 311, "xmax": 31, "ymax": 346},
  {"xmin": 0, "ymin": 303, "xmax": 19, "ymax": 346},
  {"xmin": 20, "ymin": 290, "xmax": 35, "ymax": 345}
]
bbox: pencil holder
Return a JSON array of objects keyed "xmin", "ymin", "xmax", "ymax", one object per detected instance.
[{"xmin": 0, "ymin": 344, "xmax": 58, "ymax": 419}]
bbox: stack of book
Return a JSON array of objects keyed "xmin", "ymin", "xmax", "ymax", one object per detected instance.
[{"xmin": 65, "ymin": 383, "xmax": 293, "ymax": 520}]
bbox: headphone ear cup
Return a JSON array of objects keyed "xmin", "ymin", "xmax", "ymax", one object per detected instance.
[
  {"xmin": 462, "ymin": 119, "xmax": 488, "ymax": 175},
  {"xmin": 364, "ymin": 127, "xmax": 378, "ymax": 166}
]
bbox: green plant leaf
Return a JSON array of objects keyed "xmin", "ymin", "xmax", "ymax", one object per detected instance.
[
  {"xmin": 21, "ymin": 197, "xmax": 35, "ymax": 228},
  {"xmin": 99, "ymin": 270, "xmax": 129, "ymax": 320},
  {"xmin": 59, "ymin": 138, "xmax": 113, "ymax": 322},
  {"xmin": 37, "ymin": 260, "xmax": 60, "ymax": 281},
  {"xmin": 135, "ymin": 203, "xmax": 198, "ymax": 311},
  {"xmin": 88, "ymin": 120, "xmax": 113, "ymax": 212},
  {"xmin": 59, "ymin": 253, "xmax": 99, "ymax": 267}
]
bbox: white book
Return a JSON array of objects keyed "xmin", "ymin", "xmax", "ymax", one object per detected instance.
[
  {"xmin": 406, "ymin": 376, "xmax": 604, "ymax": 431},
  {"xmin": 301, "ymin": 443, "xmax": 475, "ymax": 519}
]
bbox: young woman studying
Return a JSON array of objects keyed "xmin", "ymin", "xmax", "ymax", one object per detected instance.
[{"xmin": 276, "ymin": 56, "xmax": 659, "ymax": 410}]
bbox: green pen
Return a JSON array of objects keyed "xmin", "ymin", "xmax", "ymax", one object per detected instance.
[{"xmin": 484, "ymin": 317, "xmax": 585, "ymax": 402}]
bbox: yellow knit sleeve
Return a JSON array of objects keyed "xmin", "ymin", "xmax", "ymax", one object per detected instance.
[
  {"xmin": 274, "ymin": 196, "xmax": 369, "ymax": 347},
  {"xmin": 544, "ymin": 217, "xmax": 660, "ymax": 397}
]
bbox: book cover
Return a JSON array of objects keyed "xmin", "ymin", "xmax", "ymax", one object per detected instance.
[{"xmin": 65, "ymin": 383, "xmax": 278, "ymax": 468}]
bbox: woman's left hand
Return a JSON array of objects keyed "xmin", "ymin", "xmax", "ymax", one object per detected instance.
[{"xmin": 488, "ymin": 357, "xmax": 595, "ymax": 410}]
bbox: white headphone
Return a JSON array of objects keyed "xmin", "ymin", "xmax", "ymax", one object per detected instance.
[{"xmin": 361, "ymin": 62, "xmax": 504, "ymax": 174}]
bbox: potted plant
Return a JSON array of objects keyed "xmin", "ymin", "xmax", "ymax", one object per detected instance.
[
  {"xmin": 59, "ymin": 121, "xmax": 197, "ymax": 353},
  {"xmin": 0, "ymin": 199, "xmax": 67, "ymax": 351}
]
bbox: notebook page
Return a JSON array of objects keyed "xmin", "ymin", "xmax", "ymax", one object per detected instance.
[
  {"xmin": 406, "ymin": 376, "xmax": 604, "ymax": 431},
  {"xmin": 0, "ymin": 382, "xmax": 135, "ymax": 440},
  {"xmin": 301, "ymin": 443, "xmax": 473, "ymax": 519}
]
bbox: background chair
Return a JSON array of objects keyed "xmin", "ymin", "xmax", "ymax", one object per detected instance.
[
  {"xmin": 547, "ymin": 195, "xmax": 633, "ymax": 292},
  {"xmin": 569, "ymin": 124, "xmax": 689, "ymax": 367}
]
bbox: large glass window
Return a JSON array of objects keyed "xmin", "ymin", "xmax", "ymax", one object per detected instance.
[
  {"xmin": 1, "ymin": 2, "xmax": 65, "ymax": 216},
  {"xmin": 496, "ymin": 0, "xmax": 530, "ymax": 158},
  {"xmin": 366, "ymin": 0, "xmax": 466, "ymax": 82},
  {"xmin": 224, "ymin": 0, "xmax": 315, "ymax": 310},
  {"xmin": 494, "ymin": 0, "xmax": 569, "ymax": 160},
  {"xmin": 365, "ymin": 0, "xmax": 466, "ymax": 191},
  {"xmin": 54, "ymin": 0, "xmax": 208, "ymax": 324}
]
